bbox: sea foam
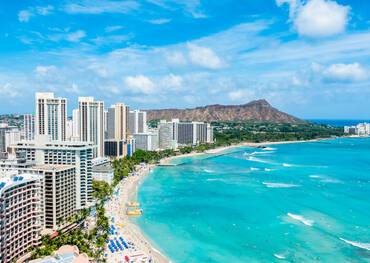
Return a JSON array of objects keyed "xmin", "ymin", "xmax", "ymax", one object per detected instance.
[
  {"xmin": 339, "ymin": 238, "xmax": 370, "ymax": 251},
  {"xmin": 287, "ymin": 213, "xmax": 314, "ymax": 226},
  {"xmin": 248, "ymin": 156, "xmax": 274, "ymax": 164},
  {"xmin": 263, "ymin": 182, "xmax": 299, "ymax": 188},
  {"xmin": 309, "ymin": 175, "xmax": 341, "ymax": 183},
  {"xmin": 263, "ymin": 147, "xmax": 276, "ymax": 151},
  {"xmin": 274, "ymin": 254, "xmax": 286, "ymax": 260}
]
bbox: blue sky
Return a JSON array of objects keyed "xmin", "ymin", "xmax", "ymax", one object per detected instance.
[{"xmin": 0, "ymin": 0, "xmax": 369, "ymax": 118}]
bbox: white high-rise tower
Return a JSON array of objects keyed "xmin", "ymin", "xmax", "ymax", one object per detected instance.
[
  {"xmin": 128, "ymin": 110, "xmax": 147, "ymax": 134},
  {"xmin": 35, "ymin": 92, "xmax": 67, "ymax": 141},
  {"xmin": 23, "ymin": 114, "xmax": 35, "ymax": 141},
  {"xmin": 106, "ymin": 103, "xmax": 129, "ymax": 140},
  {"xmin": 78, "ymin": 97, "xmax": 105, "ymax": 158}
]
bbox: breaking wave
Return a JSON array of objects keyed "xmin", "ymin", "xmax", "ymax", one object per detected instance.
[
  {"xmin": 339, "ymin": 238, "xmax": 370, "ymax": 251},
  {"xmin": 263, "ymin": 147, "xmax": 276, "ymax": 151},
  {"xmin": 263, "ymin": 182, "xmax": 300, "ymax": 188},
  {"xmin": 287, "ymin": 213, "xmax": 314, "ymax": 226},
  {"xmin": 274, "ymin": 254, "xmax": 286, "ymax": 260}
]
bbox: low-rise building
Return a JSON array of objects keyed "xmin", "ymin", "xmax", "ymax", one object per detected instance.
[
  {"xmin": 92, "ymin": 162, "xmax": 114, "ymax": 184},
  {"xmin": 29, "ymin": 245, "xmax": 89, "ymax": 263}
]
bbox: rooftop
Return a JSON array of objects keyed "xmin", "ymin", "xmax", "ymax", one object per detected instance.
[
  {"xmin": 0, "ymin": 173, "xmax": 42, "ymax": 195},
  {"xmin": 29, "ymin": 245, "xmax": 89, "ymax": 263},
  {"xmin": 31, "ymin": 164, "xmax": 76, "ymax": 172},
  {"xmin": 92, "ymin": 162, "xmax": 113, "ymax": 173}
]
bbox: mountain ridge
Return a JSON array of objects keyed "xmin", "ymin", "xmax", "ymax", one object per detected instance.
[{"xmin": 146, "ymin": 99, "xmax": 303, "ymax": 123}]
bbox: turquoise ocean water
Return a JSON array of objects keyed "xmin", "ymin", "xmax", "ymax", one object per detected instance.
[{"xmin": 135, "ymin": 138, "xmax": 370, "ymax": 262}]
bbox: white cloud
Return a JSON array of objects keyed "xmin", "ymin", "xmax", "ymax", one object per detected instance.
[
  {"xmin": 35, "ymin": 5, "xmax": 54, "ymax": 15},
  {"xmin": 91, "ymin": 34, "xmax": 130, "ymax": 46},
  {"xmin": 18, "ymin": 10, "xmax": 33, "ymax": 22},
  {"xmin": 277, "ymin": 0, "xmax": 350, "ymax": 38},
  {"xmin": 88, "ymin": 64, "xmax": 109, "ymax": 78},
  {"xmin": 105, "ymin": 25, "xmax": 124, "ymax": 33},
  {"xmin": 66, "ymin": 83, "xmax": 82, "ymax": 94},
  {"xmin": 276, "ymin": 0, "xmax": 299, "ymax": 19},
  {"xmin": 148, "ymin": 18, "xmax": 171, "ymax": 25},
  {"xmin": 162, "ymin": 74, "xmax": 183, "ymax": 90},
  {"xmin": 124, "ymin": 75, "xmax": 156, "ymax": 94},
  {"xmin": 188, "ymin": 44, "xmax": 223, "ymax": 69},
  {"xmin": 0, "ymin": 83, "xmax": 20, "ymax": 98},
  {"xmin": 147, "ymin": 0, "xmax": 206, "ymax": 19},
  {"xmin": 165, "ymin": 51, "xmax": 187, "ymax": 66},
  {"xmin": 18, "ymin": 5, "xmax": 54, "ymax": 22},
  {"xmin": 35, "ymin": 65, "xmax": 57, "ymax": 76},
  {"xmin": 66, "ymin": 30, "xmax": 86, "ymax": 42},
  {"xmin": 64, "ymin": 0, "xmax": 139, "ymax": 14},
  {"xmin": 322, "ymin": 63, "xmax": 368, "ymax": 82},
  {"xmin": 228, "ymin": 89, "xmax": 255, "ymax": 102}
]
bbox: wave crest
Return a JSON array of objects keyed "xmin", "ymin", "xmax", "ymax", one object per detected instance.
[
  {"xmin": 263, "ymin": 182, "xmax": 300, "ymax": 188},
  {"xmin": 287, "ymin": 213, "xmax": 314, "ymax": 226},
  {"xmin": 339, "ymin": 238, "xmax": 370, "ymax": 251}
]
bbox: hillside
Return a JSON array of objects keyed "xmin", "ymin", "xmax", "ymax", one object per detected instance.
[{"xmin": 146, "ymin": 99, "xmax": 303, "ymax": 123}]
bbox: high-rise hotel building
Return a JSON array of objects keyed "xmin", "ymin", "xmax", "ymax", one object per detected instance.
[
  {"xmin": 128, "ymin": 110, "xmax": 147, "ymax": 135},
  {"xmin": 35, "ymin": 92, "xmax": 67, "ymax": 141},
  {"xmin": 158, "ymin": 120, "xmax": 178, "ymax": 150},
  {"xmin": 0, "ymin": 173, "xmax": 43, "ymax": 263},
  {"xmin": 8, "ymin": 136, "xmax": 94, "ymax": 209},
  {"xmin": 25, "ymin": 165, "xmax": 77, "ymax": 231},
  {"xmin": 78, "ymin": 97, "xmax": 105, "ymax": 158},
  {"xmin": 105, "ymin": 103, "xmax": 131, "ymax": 158},
  {"xmin": 106, "ymin": 103, "xmax": 129, "ymax": 141},
  {"xmin": 158, "ymin": 119, "xmax": 213, "ymax": 149},
  {"xmin": 23, "ymin": 114, "xmax": 35, "ymax": 141}
]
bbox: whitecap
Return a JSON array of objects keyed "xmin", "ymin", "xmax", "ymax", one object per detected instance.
[
  {"xmin": 274, "ymin": 254, "xmax": 286, "ymax": 260},
  {"xmin": 206, "ymin": 178, "xmax": 226, "ymax": 183},
  {"xmin": 287, "ymin": 213, "xmax": 314, "ymax": 226},
  {"xmin": 203, "ymin": 169, "xmax": 214, "ymax": 173},
  {"xmin": 263, "ymin": 147, "xmax": 276, "ymax": 151},
  {"xmin": 339, "ymin": 238, "xmax": 370, "ymax": 251},
  {"xmin": 309, "ymin": 175, "xmax": 341, "ymax": 183},
  {"xmin": 263, "ymin": 182, "xmax": 300, "ymax": 188},
  {"xmin": 250, "ymin": 150, "xmax": 275, "ymax": 156},
  {"xmin": 251, "ymin": 167, "xmax": 260, "ymax": 171},
  {"xmin": 264, "ymin": 168, "xmax": 274, "ymax": 172},
  {"xmin": 248, "ymin": 156, "xmax": 274, "ymax": 164},
  {"xmin": 282, "ymin": 163, "xmax": 294, "ymax": 167}
]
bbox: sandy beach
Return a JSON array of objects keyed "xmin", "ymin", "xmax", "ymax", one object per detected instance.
[
  {"xmin": 104, "ymin": 137, "xmax": 329, "ymax": 262},
  {"xmin": 105, "ymin": 164, "xmax": 170, "ymax": 263}
]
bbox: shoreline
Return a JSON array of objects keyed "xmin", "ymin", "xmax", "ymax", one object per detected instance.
[
  {"xmin": 105, "ymin": 164, "xmax": 170, "ymax": 263},
  {"xmin": 106, "ymin": 136, "xmax": 362, "ymax": 262}
]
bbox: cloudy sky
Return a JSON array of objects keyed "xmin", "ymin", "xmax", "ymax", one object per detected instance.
[{"xmin": 0, "ymin": 0, "xmax": 369, "ymax": 118}]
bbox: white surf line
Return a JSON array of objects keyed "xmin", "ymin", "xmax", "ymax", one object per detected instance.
[
  {"xmin": 339, "ymin": 238, "xmax": 370, "ymax": 251},
  {"xmin": 287, "ymin": 213, "xmax": 314, "ymax": 226}
]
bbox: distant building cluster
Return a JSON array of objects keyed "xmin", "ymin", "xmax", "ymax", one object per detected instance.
[
  {"xmin": 0, "ymin": 92, "xmax": 214, "ymax": 263},
  {"xmin": 344, "ymin": 123, "xmax": 370, "ymax": 136}
]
